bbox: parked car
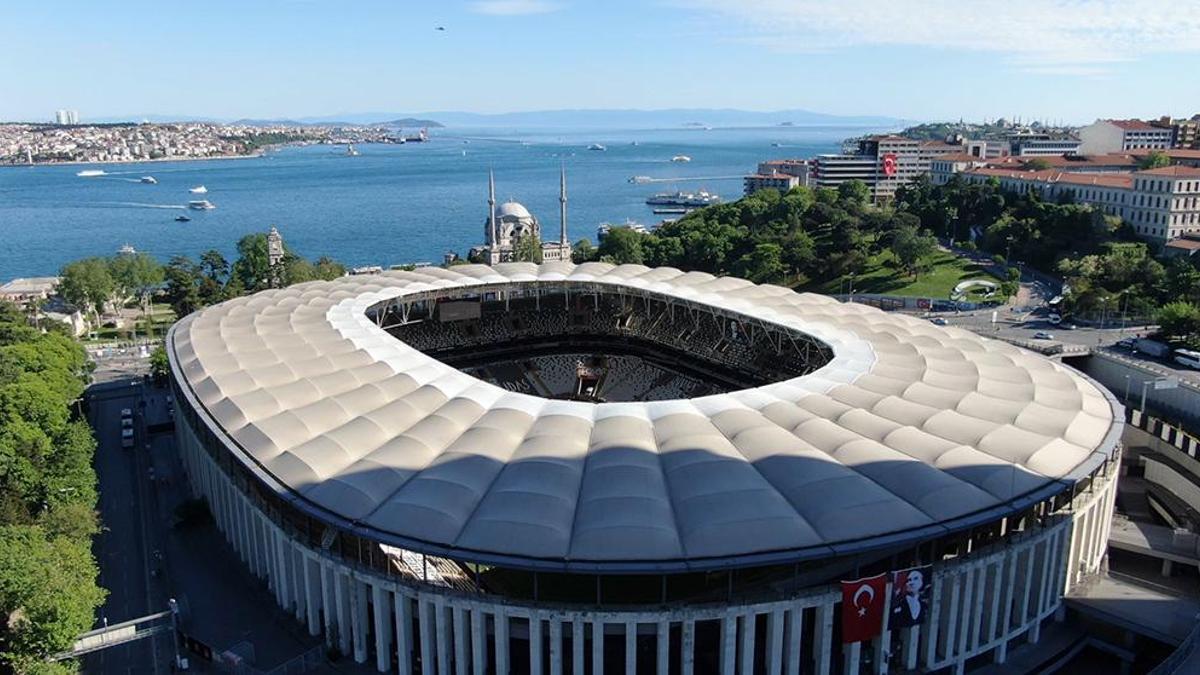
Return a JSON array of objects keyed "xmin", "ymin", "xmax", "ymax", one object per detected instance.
[
  {"xmin": 930, "ymin": 317, "xmax": 948, "ymax": 326},
  {"xmin": 121, "ymin": 417, "xmax": 133, "ymax": 429},
  {"xmin": 1116, "ymin": 338, "xmax": 1136, "ymax": 349},
  {"xmin": 1174, "ymin": 349, "xmax": 1200, "ymax": 370},
  {"xmin": 1034, "ymin": 331, "xmax": 1054, "ymax": 340},
  {"xmin": 120, "ymin": 408, "xmax": 133, "ymax": 418}
]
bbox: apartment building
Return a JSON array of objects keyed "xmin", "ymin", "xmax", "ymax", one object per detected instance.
[{"xmin": 1007, "ymin": 132, "xmax": 1082, "ymax": 157}]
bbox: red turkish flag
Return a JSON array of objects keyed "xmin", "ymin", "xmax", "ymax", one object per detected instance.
[
  {"xmin": 841, "ymin": 574, "xmax": 888, "ymax": 643},
  {"xmin": 882, "ymin": 153, "xmax": 898, "ymax": 177}
]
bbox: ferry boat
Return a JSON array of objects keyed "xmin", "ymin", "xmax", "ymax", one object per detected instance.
[
  {"xmin": 670, "ymin": 155, "xmax": 691, "ymax": 163},
  {"xmin": 140, "ymin": 176, "xmax": 157, "ymax": 184},
  {"xmin": 587, "ymin": 144, "xmax": 607, "ymax": 151},
  {"xmin": 645, "ymin": 190, "xmax": 721, "ymax": 208},
  {"xmin": 175, "ymin": 215, "xmax": 192, "ymax": 222},
  {"xmin": 188, "ymin": 200, "xmax": 216, "ymax": 210},
  {"xmin": 118, "ymin": 243, "xmax": 137, "ymax": 255},
  {"xmin": 597, "ymin": 220, "xmax": 649, "ymax": 241},
  {"xmin": 189, "ymin": 185, "xmax": 208, "ymax": 194},
  {"xmin": 76, "ymin": 169, "xmax": 106, "ymax": 177}
]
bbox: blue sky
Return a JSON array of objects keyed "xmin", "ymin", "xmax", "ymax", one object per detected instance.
[{"xmin": 3, "ymin": 0, "xmax": 1199, "ymax": 124}]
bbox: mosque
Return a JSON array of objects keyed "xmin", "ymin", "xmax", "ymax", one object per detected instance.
[{"xmin": 470, "ymin": 169, "xmax": 573, "ymax": 264}]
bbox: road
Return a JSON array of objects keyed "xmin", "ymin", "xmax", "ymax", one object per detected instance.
[{"xmin": 85, "ymin": 380, "xmax": 171, "ymax": 674}]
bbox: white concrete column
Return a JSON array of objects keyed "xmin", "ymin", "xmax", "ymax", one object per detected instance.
[
  {"xmin": 656, "ymin": 621, "xmax": 670, "ymax": 675},
  {"xmin": 784, "ymin": 607, "xmax": 802, "ymax": 675},
  {"xmin": 985, "ymin": 562, "xmax": 1003, "ymax": 645},
  {"xmin": 956, "ymin": 566, "xmax": 975, "ymax": 656},
  {"xmin": 765, "ymin": 610, "xmax": 783, "ymax": 675},
  {"xmin": 335, "ymin": 571, "xmax": 352, "ymax": 655},
  {"xmin": 739, "ymin": 613, "xmax": 756, "ymax": 675},
  {"xmin": 471, "ymin": 608, "xmax": 486, "ymax": 675},
  {"xmin": 814, "ymin": 602, "xmax": 833, "ymax": 675},
  {"xmin": 921, "ymin": 571, "xmax": 940, "ymax": 667},
  {"xmin": 843, "ymin": 641, "xmax": 861, "ymax": 675},
  {"xmin": 970, "ymin": 564, "xmax": 988, "ymax": 652},
  {"xmin": 273, "ymin": 529, "xmax": 288, "ymax": 606},
  {"xmin": 939, "ymin": 572, "xmax": 961, "ymax": 662},
  {"xmin": 682, "ymin": 619, "xmax": 696, "ymax": 675},
  {"xmin": 352, "ymin": 577, "xmax": 370, "ymax": 664},
  {"xmin": 418, "ymin": 598, "xmax": 434, "ymax": 675},
  {"xmin": 374, "ymin": 584, "xmax": 393, "ymax": 672},
  {"xmin": 453, "ymin": 606, "xmax": 468, "ymax": 675},
  {"xmin": 304, "ymin": 556, "xmax": 321, "ymax": 636},
  {"xmin": 903, "ymin": 627, "xmax": 919, "ymax": 671},
  {"xmin": 291, "ymin": 545, "xmax": 306, "ymax": 623},
  {"xmin": 572, "ymin": 621, "xmax": 584, "ymax": 675},
  {"xmin": 396, "ymin": 593, "xmax": 414, "ymax": 675},
  {"xmin": 529, "ymin": 614, "xmax": 543, "ymax": 675},
  {"xmin": 874, "ymin": 581, "xmax": 893, "ymax": 675},
  {"xmin": 720, "ymin": 614, "xmax": 737, "ymax": 675},
  {"xmin": 435, "ymin": 600, "xmax": 450, "ymax": 675},
  {"xmin": 995, "ymin": 552, "xmax": 1018, "ymax": 664},
  {"xmin": 495, "ymin": 610, "xmax": 510, "ymax": 675},
  {"xmin": 624, "ymin": 620, "xmax": 636, "ymax": 675},
  {"xmin": 592, "ymin": 621, "xmax": 604, "ymax": 675},
  {"xmin": 321, "ymin": 561, "xmax": 337, "ymax": 647},
  {"xmin": 549, "ymin": 619, "xmax": 563, "ymax": 675}
]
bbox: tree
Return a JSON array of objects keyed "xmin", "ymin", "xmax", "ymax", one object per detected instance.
[
  {"xmin": 733, "ymin": 243, "xmax": 786, "ymax": 284},
  {"xmin": 232, "ymin": 233, "xmax": 274, "ymax": 291},
  {"xmin": 57, "ymin": 258, "xmax": 113, "ymax": 328},
  {"xmin": 198, "ymin": 250, "xmax": 230, "ymax": 305},
  {"xmin": 0, "ymin": 526, "xmax": 107, "ymax": 669},
  {"xmin": 512, "ymin": 233, "xmax": 543, "ymax": 263},
  {"xmin": 891, "ymin": 225, "xmax": 938, "ymax": 277},
  {"xmin": 1157, "ymin": 301, "xmax": 1200, "ymax": 345},
  {"xmin": 1138, "ymin": 150, "xmax": 1171, "ymax": 170},
  {"xmin": 313, "ymin": 256, "xmax": 346, "ymax": 281},
  {"xmin": 1021, "ymin": 158, "xmax": 1052, "ymax": 171},
  {"xmin": 596, "ymin": 228, "xmax": 645, "ymax": 265},
  {"xmin": 837, "ymin": 180, "xmax": 871, "ymax": 207},
  {"xmin": 571, "ymin": 239, "xmax": 596, "ymax": 264},
  {"xmin": 109, "ymin": 252, "xmax": 163, "ymax": 338},
  {"xmin": 149, "ymin": 345, "xmax": 170, "ymax": 383},
  {"xmin": 163, "ymin": 256, "xmax": 201, "ymax": 319}
]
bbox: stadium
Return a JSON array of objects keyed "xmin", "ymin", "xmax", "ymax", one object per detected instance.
[{"xmin": 166, "ymin": 262, "xmax": 1123, "ymax": 675}]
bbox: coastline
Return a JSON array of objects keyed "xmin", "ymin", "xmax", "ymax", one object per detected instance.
[{"xmin": 0, "ymin": 150, "xmax": 271, "ymax": 169}]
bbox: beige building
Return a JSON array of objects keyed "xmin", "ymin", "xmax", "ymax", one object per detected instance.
[
  {"xmin": 1078, "ymin": 119, "xmax": 1174, "ymax": 155},
  {"xmin": 957, "ymin": 165, "xmax": 1200, "ymax": 244},
  {"xmin": 808, "ymin": 135, "xmax": 964, "ymax": 200}
]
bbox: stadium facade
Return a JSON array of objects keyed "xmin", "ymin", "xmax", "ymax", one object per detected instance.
[{"xmin": 167, "ymin": 262, "xmax": 1122, "ymax": 674}]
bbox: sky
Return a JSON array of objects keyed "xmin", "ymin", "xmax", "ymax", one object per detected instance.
[{"xmin": 3, "ymin": 0, "xmax": 1199, "ymax": 124}]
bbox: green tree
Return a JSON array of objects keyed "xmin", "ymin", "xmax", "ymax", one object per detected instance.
[
  {"xmin": 1138, "ymin": 151, "xmax": 1171, "ymax": 170},
  {"xmin": 313, "ymin": 256, "xmax": 346, "ymax": 281},
  {"xmin": 892, "ymin": 225, "xmax": 939, "ymax": 277},
  {"xmin": 109, "ymin": 252, "xmax": 163, "ymax": 338},
  {"xmin": 0, "ymin": 526, "xmax": 107, "ymax": 669},
  {"xmin": 596, "ymin": 228, "xmax": 645, "ymax": 265},
  {"xmin": 149, "ymin": 345, "xmax": 170, "ymax": 383},
  {"xmin": 163, "ymin": 256, "xmax": 202, "ymax": 319},
  {"xmin": 1157, "ymin": 301, "xmax": 1200, "ymax": 345},
  {"xmin": 837, "ymin": 180, "xmax": 871, "ymax": 207},
  {"xmin": 57, "ymin": 258, "xmax": 113, "ymax": 328},
  {"xmin": 232, "ymin": 233, "xmax": 274, "ymax": 291},
  {"xmin": 512, "ymin": 233, "xmax": 543, "ymax": 263},
  {"xmin": 733, "ymin": 243, "xmax": 786, "ymax": 284},
  {"xmin": 571, "ymin": 239, "xmax": 596, "ymax": 264}
]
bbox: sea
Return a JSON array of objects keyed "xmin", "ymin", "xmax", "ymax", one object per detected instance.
[{"xmin": 0, "ymin": 125, "xmax": 888, "ymax": 278}]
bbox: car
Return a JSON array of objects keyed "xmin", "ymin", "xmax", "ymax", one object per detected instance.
[
  {"xmin": 930, "ymin": 317, "xmax": 948, "ymax": 326},
  {"xmin": 121, "ymin": 437, "xmax": 133, "ymax": 449},
  {"xmin": 120, "ymin": 408, "xmax": 133, "ymax": 418},
  {"xmin": 121, "ymin": 417, "xmax": 133, "ymax": 429},
  {"xmin": 121, "ymin": 428, "xmax": 134, "ymax": 439},
  {"xmin": 1116, "ymin": 338, "xmax": 1136, "ymax": 349},
  {"xmin": 1033, "ymin": 331, "xmax": 1054, "ymax": 340}
]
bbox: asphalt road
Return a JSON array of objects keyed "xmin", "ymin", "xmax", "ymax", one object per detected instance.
[{"xmin": 85, "ymin": 381, "xmax": 171, "ymax": 674}]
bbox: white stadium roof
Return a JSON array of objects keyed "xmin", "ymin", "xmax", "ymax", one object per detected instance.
[{"xmin": 168, "ymin": 262, "xmax": 1121, "ymax": 572}]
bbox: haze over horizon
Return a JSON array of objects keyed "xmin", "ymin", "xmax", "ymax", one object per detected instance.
[{"xmin": 3, "ymin": 0, "xmax": 1200, "ymax": 124}]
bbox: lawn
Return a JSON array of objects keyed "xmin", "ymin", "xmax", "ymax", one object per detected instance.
[{"xmin": 807, "ymin": 249, "xmax": 1001, "ymax": 299}]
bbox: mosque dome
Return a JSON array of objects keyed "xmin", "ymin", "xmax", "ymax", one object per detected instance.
[{"xmin": 495, "ymin": 201, "xmax": 533, "ymax": 220}]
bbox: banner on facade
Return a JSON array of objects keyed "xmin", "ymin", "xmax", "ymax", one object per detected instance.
[
  {"xmin": 840, "ymin": 573, "xmax": 888, "ymax": 643},
  {"xmin": 889, "ymin": 565, "xmax": 933, "ymax": 629}
]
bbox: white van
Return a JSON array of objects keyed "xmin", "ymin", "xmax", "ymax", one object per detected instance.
[{"xmin": 1174, "ymin": 349, "xmax": 1200, "ymax": 370}]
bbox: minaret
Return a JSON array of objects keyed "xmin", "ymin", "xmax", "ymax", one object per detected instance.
[
  {"xmin": 488, "ymin": 170, "xmax": 497, "ymax": 247},
  {"xmin": 559, "ymin": 164, "xmax": 568, "ymax": 247}
]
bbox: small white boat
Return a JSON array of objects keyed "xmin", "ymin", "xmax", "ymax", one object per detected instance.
[
  {"xmin": 189, "ymin": 185, "xmax": 208, "ymax": 194},
  {"xmin": 188, "ymin": 200, "xmax": 216, "ymax": 210},
  {"xmin": 346, "ymin": 144, "xmax": 359, "ymax": 156},
  {"xmin": 671, "ymin": 155, "xmax": 692, "ymax": 163},
  {"xmin": 587, "ymin": 143, "xmax": 607, "ymax": 151},
  {"xmin": 140, "ymin": 176, "xmax": 157, "ymax": 184},
  {"xmin": 76, "ymin": 169, "xmax": 106, "ymax": 177}
]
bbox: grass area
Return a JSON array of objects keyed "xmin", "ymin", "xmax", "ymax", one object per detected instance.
[{"xmin": 807, "ymin": 249, "xmax": 1001, "ymax": 299}]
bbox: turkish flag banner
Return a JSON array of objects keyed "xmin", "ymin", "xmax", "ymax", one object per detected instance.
[{"xmin": 841, "ymin": 574, "xmax": 888, "ymax": 643}]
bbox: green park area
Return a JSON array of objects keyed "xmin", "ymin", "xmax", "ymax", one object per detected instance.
[{"xmin": 809, "ymin": 248, "xmax": 1002, "ymax": 300}]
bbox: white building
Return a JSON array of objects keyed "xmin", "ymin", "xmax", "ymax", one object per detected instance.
[
  {"xmin": 1079, "ymin": 119, "xmax": 1174, "ymax": 155},
  {"xmin": 809, "ymin": 136, "xmax": 964, "ymax": 200},
  {"xmin": 54, "ymin": 109, "xmax": 79, "ymax": 125},
  {"xmin": 1007, "ymin": 132, "xmax": 1082, "ymax": 157},
  {"xmin": 958, "ymin": 165, "xmax": 1200, "ymax": 243}
]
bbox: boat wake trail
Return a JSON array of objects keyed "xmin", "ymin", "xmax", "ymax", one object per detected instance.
[{"xmin": 94, "ymin": 202, "xmax": 187, "ymax": 210}]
